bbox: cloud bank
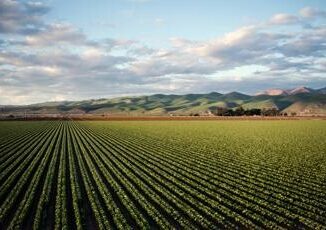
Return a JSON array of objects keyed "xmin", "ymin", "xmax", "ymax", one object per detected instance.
[{"xmin": 0, "ymin": 1, "xmax": 325, "ymax": 104}]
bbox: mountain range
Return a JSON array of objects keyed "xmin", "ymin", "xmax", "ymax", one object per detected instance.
[
  {"xmin": 256, "ymin": 86, "xmax": 325, "ymax": 96},
  {"xmin": 1, "ymin": 86, "xmax": 326, "ymax": 116}
]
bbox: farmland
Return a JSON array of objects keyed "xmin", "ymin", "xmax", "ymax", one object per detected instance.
[{"xmin": 0, "ymin": 120, "xmax": 326, "ymax": 229}]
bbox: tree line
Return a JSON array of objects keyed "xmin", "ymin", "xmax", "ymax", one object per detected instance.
[
  {"xmin": 215, "ymin": 107, "xmax": 283, "ymax": 116},
  {"xmin": 190, "ymin": 107, "xmax": 294, "ymax": 116}
]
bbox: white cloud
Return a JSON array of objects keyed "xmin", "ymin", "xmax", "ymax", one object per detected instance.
[
  {"xmin": 0, "ymin": 0, "xmax": 49, "ymax": 34},
  {"xmin": 82, "ymin": 48, "xmax": 104, "ymax": 59},
  {"xmin": 25, "ymin": 23, "xmax": 87, "ymax": 46},
  {"xmin": 299, "ymin": 7, "xmax": 326, "ymax": 18},
  {"xmin": 0, "ymin": 3, "xmax": 325, "ymax": 104},
  {"xmin": 269, "ymin": 13, "xmax": 299, "ymax": 25}
]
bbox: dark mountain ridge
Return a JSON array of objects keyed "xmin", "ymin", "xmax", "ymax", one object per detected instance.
[{"xmin": 1, "ymin": 86, "xmax": 325, "ymax": 116}]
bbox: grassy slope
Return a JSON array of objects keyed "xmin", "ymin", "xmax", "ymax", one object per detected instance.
[{"xmin": 2, "ymin": 92, "xmax": 326, "ymax": 115}]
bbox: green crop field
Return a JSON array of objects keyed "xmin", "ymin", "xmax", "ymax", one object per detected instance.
[{"xmin": 0, "ymin": 120, "xmax": 326, "ymax": 229}]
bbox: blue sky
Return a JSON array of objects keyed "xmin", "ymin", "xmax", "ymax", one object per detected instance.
[
  {"xmin": 49, "ymin": 0, "xmax": 326, "ymax": 41},
  {"xmin": 47, "ymin": 0, "xmax": 325, "ymax": 44},
  {"xmin": 0, "ymin": 0, "xmax": 326, "ymax": 104}
]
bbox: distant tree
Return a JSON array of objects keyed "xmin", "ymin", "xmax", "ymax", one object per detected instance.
[
  {"xmin": 225, "ymin": 109, "xmax": 235, "ymax": 116},
  {"xmin": 270, "ymin": 108, "xmax": 280, "ymax": 116},
  {"xmin": 262, "ymin": 108, "xmax": 279, "ymax": 116},
  {"xmin": 234, "ymin": 106, "xmax": 245, "ymax": 116},
  {"xmin": 189, "ymin": 113, "xmax": 200, "ymax": 116},
  {"xmin": 215, "ymin": 107, "xmax": 228, "ymax": 116},
  {"xmin": 214, "ymin": 107, "xmax": 264, "ymax": 116},
  {"xmin": 244, "ymin": 108, "xmax": 261, "ymax": 116}
]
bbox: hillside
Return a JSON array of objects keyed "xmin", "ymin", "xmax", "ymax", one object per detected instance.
[
  {"xmin": 1, "ymin": 87, "xmax": 325, "ymax": 116},
  {"xmin": 256, "ymin": 86, "xmax": 317, "ymax": 96}
]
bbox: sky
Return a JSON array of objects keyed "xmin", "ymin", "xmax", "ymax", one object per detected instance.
[{"xmin": 0, "ymin": 0, "xmax": 326, "ymax": 104}]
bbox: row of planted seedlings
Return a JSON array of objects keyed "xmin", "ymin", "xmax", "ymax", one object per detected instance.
[
  {"xmin": 111, "ymin": 126, "xmax": 326, "ymax": 227},
  {"xmin": 0, "ymin": 121, "xmax": 57, "ymax": 180},
  {"xmin": 0, "ymin": 122, "xmax": 45, "ymax": 144},
  {"xmin": 69, "ymin": 121, "xmax": 177, "ymax": 229},
  {"xmin": 54, "ymin": 124, "xmax": 69, "ymax": 230},
  {"xmin": 68, "ymin": 122, "xmax": 103, "ymax": 230},
  {"xmin": 33, "ymin": 122, "xmax": 63, "ymax": 230},
  {"xmin": 69, "ymin": 119, "xmax": 119, "ymax": 230},
  {"xmin": 0, "ymin": 122, "xmax": 48, "ymax": 158},
  {"xmin": 0, "ymin": 121, "xmax": 56, "ymax": 168},
  {"xmin": 0, "ymin": 122, "xmax": 58, "ymax": 198},
  {"xmin": 0, "ymin": 122, "xmax": 61, "ymax": 225},
  {"xmin": 76, "ymin": 122, "xmax": 240, "ymax": 229},
  {"xmin": 69, "ymin": 122, "xmax": 119, "ymax": 230},
  {"xmin": 139, "ymin": 133, "xmax": 326, "ymax": 223},
  {"xmin": 0, "ymin": 121, "xmax": 54, "ymax": 150},
  {"xmin": 66, "ymin": 122, "xmax": 83, "ymax": 230},
  {"xmin": 83, "ymin": 123, "xmax": 288, "ymax": 229},
  {"xmin": 105, "ymin": 125, "xmax": 326, "ymax": 214},
  {"xmin": 2, "ymin": 121, "xmax": 324, "ymax": 228},
  {"xmin": 71, "ymin": 122, "xmax": 131, "ymax": 229},
  {"xmin": 70, "ymin": 121, "xmax": 201, "ymax": 229},
  {"xmin": 112, "ymin": 130, "xmax": 326, "ymax": 227},
  {"xmin": 3, "ymin": 122, "xmax": 62, "ymax": 229},
  {"xmin": 111, "ymin": 125, "xmax": 326, "ymax": 196},
  {"xmin": 92, "ymin": 124, "xmax": 326, "ymax": 228},
  {"xmin": 115, "ymin": 123, "xmax": 326, "ymax": 191},
  {"xmin": 68, "ymin": 122, "xmax": 159, "ymax": 229},
  {"xmin": 8, "ymin": 122, "xmax": 62, "ymax": 229},
  {"xmin": 163, "ymin": 128, "xmax": 326, "ymax": 192}
]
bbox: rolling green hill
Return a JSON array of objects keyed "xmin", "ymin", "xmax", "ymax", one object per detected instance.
[{"xmin": 1, "ymin": 87, "xmax": 325, "ymax": 116}]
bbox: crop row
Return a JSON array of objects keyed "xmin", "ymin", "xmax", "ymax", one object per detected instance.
[{"xmin": 0, "ymin": 120, "xmax": 325, "ymax": 229}]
